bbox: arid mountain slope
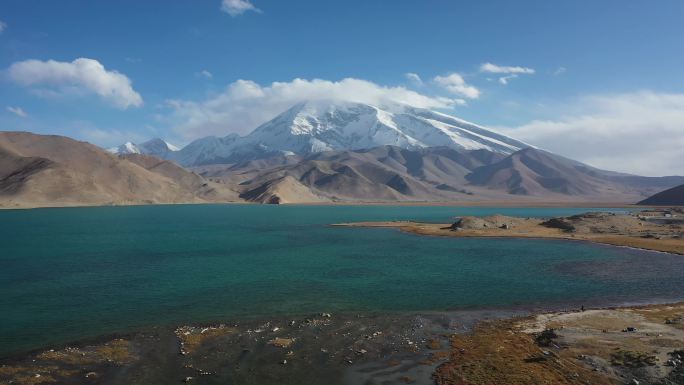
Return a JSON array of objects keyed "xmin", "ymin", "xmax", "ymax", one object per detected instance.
[
  {"xmin": 466, "ymin": 148, "xmax": 684, "ymax": 199},
  {"xmin": 0, "ymin": 132, "xmax": 239, "ymax": 208},
  {"xmin": 195, "ymin": 146, "xmax": 502, "ymax": 203},
  {"xmin": 638, "ymin": 184, "xmax": 684, "ymax": 205},
  {"xmin": 3, "ymin": 132, "xmax": 681, "ymax": 207},
  {"xmin": 195, "ymin": 145, "xmax": 683, "ymax": 204}
]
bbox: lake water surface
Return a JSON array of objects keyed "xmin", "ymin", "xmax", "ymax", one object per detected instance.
[{"xmin": 2, "ymin": 204, "xmax": 683, "ymax": 357}]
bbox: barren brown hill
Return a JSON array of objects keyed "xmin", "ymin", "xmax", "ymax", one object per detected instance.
[
  {"xmin": 0, "ymin": 132, "xmax": 240, "ymax": 208},
  {"xmin": 465, "ymin": 147, "xmax": 684, "ymax": 200},
  {"xmin": 638, "ymin": 184, "xmax": 684, "ymax": 206},
  {"xmin": 196, "ymin": 146, "xmax": 505, "ymax": 203},
  {"xmin": 3, "ymin": 132, "xmax": 682, "ymax": 207},
  {"xmin": 195, "ymin": 146, "xmax": 684, "ymax": 204}
]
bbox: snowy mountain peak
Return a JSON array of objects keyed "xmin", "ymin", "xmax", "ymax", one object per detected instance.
[
  {"xmin": 171, "ymin": 100, "xmax": 531, "ymax": 166},
  {"xmin": 139, "ymin": 138, "xmax": 180, "ymax": 154},
  {"xmin": 108, "ymin": 138, "xmax": 179, "ymax": 157},
  {"xmin": 108, "ymin": 142, "xmax": 140, "ymax": 155},
  {"xmin": 242, "ymin": 99, "xmax": 528, "ymax": 153}
]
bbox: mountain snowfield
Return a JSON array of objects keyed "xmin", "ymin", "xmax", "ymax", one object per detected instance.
[
  {"xmin": 108, "ymin": 138, "xmax": 180, "ymax": 158},
  {"xmin": 110, "ymin": 100, "xmax": 530, "ymax": 166}
]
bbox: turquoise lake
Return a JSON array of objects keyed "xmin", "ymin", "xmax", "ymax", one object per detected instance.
[{"xmin": 2, "ymin": 204, "xmax": 684, "ymax": 357}]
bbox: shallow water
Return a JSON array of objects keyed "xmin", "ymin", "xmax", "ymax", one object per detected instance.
[{"xmin": 1, "ymin": 204, "xmax": 682, "ymax": 357}]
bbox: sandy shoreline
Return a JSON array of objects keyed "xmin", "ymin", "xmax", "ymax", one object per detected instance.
[{"xmin": 333, "ymin": 213, "xmax": 684, "ymax": 256}]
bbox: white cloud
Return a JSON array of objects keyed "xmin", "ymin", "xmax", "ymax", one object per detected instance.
[
  {"xmin": 197, "ymin": 70, "xmax": 213, "ymax": 79},
  {"xmin": 221, "ymin": 0, "xmax": 261, "ymax": 16},
  {"xmin": 554, "ymin": 66, "xmax": 567, "ymax": 75},
  {"xmin": 0, "ymin": 20, "xmax": 7, "ymax": 33},
  {"xmin": 498, "ymin": 75, "xmax": 518, "ymax": 85},
  {"xmin": 480, "ymin": 62, "xmax": 535, "ymax": 74},
  {"xmin": 166, "ymin": 77, "xmax": 461, "ymax": 139},
  {"xmin": 480, "ymin": 63, "xmax": 535, "ymax": 85},
  {"xmin": 6, "ymin": 106, "xmax": 28, "ymax": 118},
  {"xmin": 405, "ymin": 72, "xmax": 423, "ymax": 86},
  {"xmin": 433, "ymin": 73, "xmax": 480, "ymax": 99},
  {"xmin": 503, "ymin": 91, "xmax": 684, "ymax": 176},
  {"xmin": 7, "ymin": 58, "xmax": 143, "ymax": 109}
]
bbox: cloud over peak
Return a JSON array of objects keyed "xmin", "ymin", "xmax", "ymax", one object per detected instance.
[
  {"xmin": 221, "ymin": 0, "xmax": 261, "ymax": 16},
  {"xmin": 7, "ymin": 58, "xmax": 143, "ymax": 109},
  {"xmin": 167, "ymin": 77, "xmax": 462, "ymax": 139}
]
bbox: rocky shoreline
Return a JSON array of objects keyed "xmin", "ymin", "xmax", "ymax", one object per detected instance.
[
  {"xmin": 0, "ymin": 311, "xmax": 500, "ymax": 385},
  {"xmin": 434, "ymin": 302, "xmax": 684, "ymax": 385},
  {"xmin": 2, "ymin": 303, "xmax": 684, "ymax": 384}
]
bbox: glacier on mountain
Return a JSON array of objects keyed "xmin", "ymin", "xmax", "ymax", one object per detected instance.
[
  {"xmin": 108, "ymin": 138, "xmax": 179, "ymax": 158},
  {"xmin": 171, "ymin": 100, "xmax": 530, "ymax": 166}
]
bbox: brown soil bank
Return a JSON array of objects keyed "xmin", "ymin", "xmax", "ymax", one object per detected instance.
[
  {"xmin": 434, "ymin": 303, "xmax": 684, "ymax": 385},
  {"xmin": 335, "ymin": 209, "xmax": 684, "ymax": 255}
]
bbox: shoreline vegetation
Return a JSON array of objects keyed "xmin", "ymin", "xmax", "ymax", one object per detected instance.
[
  {"xmin": 433, "ymin": 302, "xmax": 684, "ymax": 385},
  {"xmin": 333, "ymin": 209, "xmax": 684, "ymax": 256},
  {"xmin": 1, "ymin": 302, "xmax": 684, "ymax": 384}
]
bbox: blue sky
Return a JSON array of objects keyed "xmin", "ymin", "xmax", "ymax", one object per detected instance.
[{"xmin": 1, "ymin": 0, "xmax": 683, "ymax": 175}]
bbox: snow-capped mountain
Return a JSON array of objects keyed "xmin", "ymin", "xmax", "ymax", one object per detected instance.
[
  {"xmin": 108, "ymin": 142, "xmax": 141, "ymax": 155},
  {"xmin": 173, "ymin": 100, "xmax": 530, "ymax": 166},
  {"xmin": 108, "ymin": 138, "xmax": 179, "ymax": 158},
  {"xmin": 137, "ymin": 138, "xmax": 180, "ymax": 158},
  {"xmin": 169, "ymin": 134, "xmax": 241, "ymax": 167}
]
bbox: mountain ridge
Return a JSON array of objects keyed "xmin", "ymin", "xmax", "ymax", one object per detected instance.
[
  {"xmin": 193, "ymin": 145, "xmax": 684, "ymax": 204},
  {"xmin": 0, "ymin": 132, "xmax": 238, "ymax": 208},
  {"xmin": 3, "ymin": 131, "xmax": 683, "ymax": 207},
  {"xmin": 115, "ymin": 100, "xmax": 530, "ymax": 167},
  {"xmin": 108, "ymin": 138, "xmax": 179, "ymax": 158}
]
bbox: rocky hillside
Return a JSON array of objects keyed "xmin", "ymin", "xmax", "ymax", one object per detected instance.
[
  {"xmin": 0, "ymin": 132, "xmax": 239, "ymax": 208},
  {"xmin": 194, "ymin": 145, "xmax": 684, "ymax": 204},
  {"xmin": 638, "ymin": 184, "xmax": 684, "ymax": 205}
]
